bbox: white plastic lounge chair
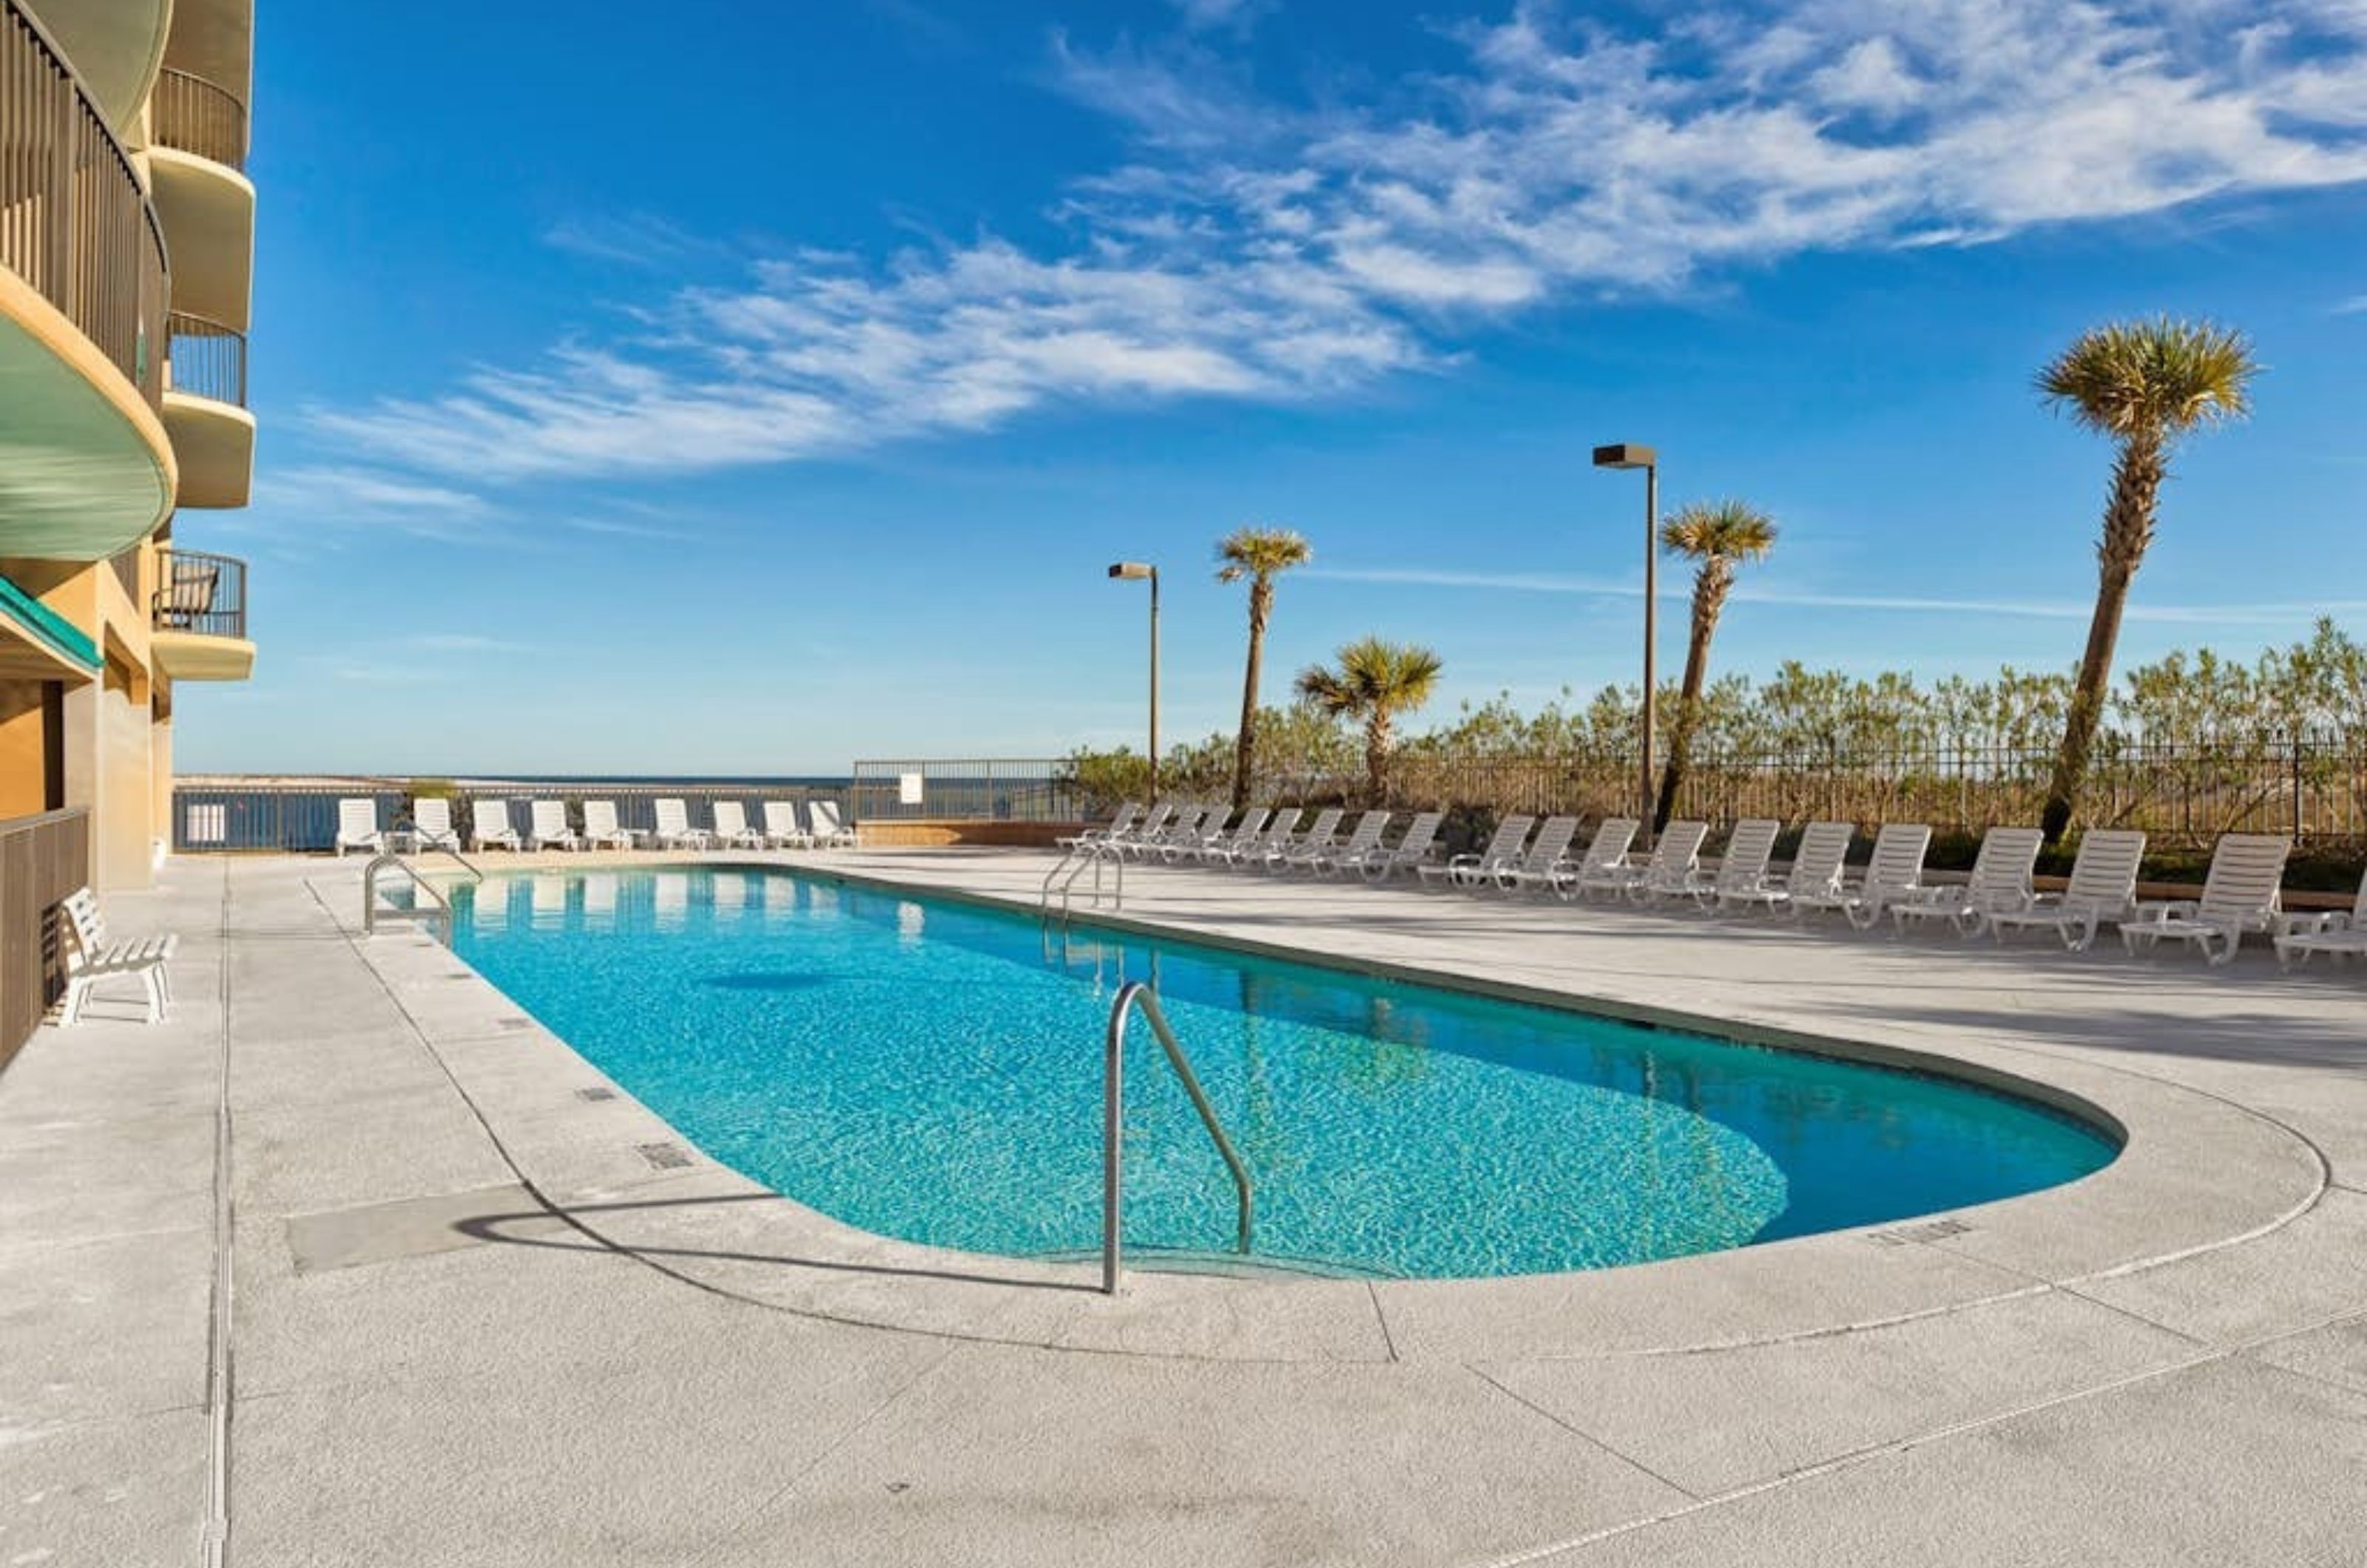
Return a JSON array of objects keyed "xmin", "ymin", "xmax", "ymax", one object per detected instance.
[
  {"xmin": 652, "ymin": 797, "xmax": 712, "ymax": 851},
  {"xmin": 527, "ymin": 800, "xmax": 582, "ymax": 853},
  {"xmin": 470, "ymin": 798, "xmax": 521, "ymax": 852},
  {"xmin": 1794, "ymin": 822, "xmax": 1931, "ymax": 927},
  {"xmin": 1264, "ymin": 808, "xmax": 1343, "ymax": 870},
  {"xmin": 1096, "ymin": 802, "xmax": 1169, "ymax": 858},
  {"xmin": 58, "ymin": 888, "xmax": 175, "ymax": 1024},
  {"xmin": 1214, "ymin": 808, "xmax": 1298, "ymax": 867},
  {"xmin": 2275, "ymin": 868, "xmax": 2367, "ymax": 968},
  {"xmin": 808, "ymin": 800, "xmax": 860, "ymax": 848},
  {"xmin": 1720, "ymin": 822, "xmax": 1853, "ymax": 914},
  {"xmin": 580, "ymin": 800, "xmax": 637, "ymax": 851},
  {"xmin": 1985, "ymin": 830, "xmax": 2147, "ymax": 951},
  {"xmin": 2121, "ymin": 834, "xmax": 2291, "ymax": 965},
  {"xmin": 1177, "ymin": 808, "xmax": 1265, "ymax": 863},
  {"xmin": 1496, "ymin": 815, "xmax": 1581, "ymax": 893},
  {"xmin": 334, "ymin": 797, "xmax": 383, "ymax": 858},
  {"xmin": 1553, "ymin": 818, "xmax": 1641, "ymax": 899},
  {"xmin": 1358, "ymin": 811, "xmax": 1445, "ymax": 881},
  {"xmin": 710, "ymin": 801, "xmax": 766, "ymax": 851},
  {"xmin": 1892, "ymin": 827, "xmax": 2044, "ymax": 936},
  {"xmin": 1061, "ymin": 802, "xmax": 1140, "ymax": 851},
  {"xmin": 1613, "ymin": 821, "xmax": 1710, "ymax": 904},
  {"xmin": 1303, "ymin": 811, "xmax": 1391, "ymax": 875},
  {"xmin": 1680, "ymin": 819, "xmax": 1780, "ymax": 909},
  {"xmin": 409, "ymin": 797, "xmax": 462, "ymax": 853},
  {"xmin": 1133, "ymin": 805, "xmax": 1207, "ymax": 859},
  {"xmin": 760, "ymin": 801, "xmax": 811, "ymax": 849},
  {"xmin": 1429, "ymin": 815, "xmax": 1533, "ymax": 888}
]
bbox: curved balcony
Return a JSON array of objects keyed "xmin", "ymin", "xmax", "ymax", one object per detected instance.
[
  {"xmin": 16, "ymin": 0, "xmax": 173, "ymax": 131},
  {"xmin": 162, "ymin": 310, "xmax": 251, "ymax": 507},
  {"xmin": 151, "ymin": 64, "xmax": 246, "ymax": 170},
  {"xmin": 151, "ymin": 547, "xmax": 253, "ymax": 681},
  {"xmin": 0, "ymin": 0, "xmax": 175, "ymax": 558}
]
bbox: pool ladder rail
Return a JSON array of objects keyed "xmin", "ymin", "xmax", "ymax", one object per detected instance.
[
  {"xmin": 362, "ymin": 839, "xmax": 485, "ymax": 941},
  {"xmin": 1041, "ymin": 841, "xmax": 1124, "ymax": 923},
  {"xmin": 1103, "ymin": 981, "xmax": 1253, "ymax": 1296}
]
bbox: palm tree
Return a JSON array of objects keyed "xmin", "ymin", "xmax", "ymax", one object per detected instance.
[
  {"xmin": 1216, "ymin": 527, "xmax": 1313, "ymax": 808},
  {"xmin": 1654, "ymin": 500, "xmax": 1777, "ymax": 831},
  {"xmin": 1294, "ymin": 636, "xmax": 1443, "ymax": 802},
  {"xmin": 2037, "ymin": 317, "xmax": 2260, "ymax": 842}
]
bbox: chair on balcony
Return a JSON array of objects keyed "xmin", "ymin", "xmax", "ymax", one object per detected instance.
[
  {"xmin": 470, "ymin": 798, "xmax": 522, "ymax": 852},
  {"xmin": 155, "ymin": 559, "xmax": 220, "ymax": 630},
  {"xmin": 59, "ymin": 889, "xmax": 177, "ymax": 1025},
  {"xmin": 334, "ymin": 798, "xmax": 383, "ymax": 858}
]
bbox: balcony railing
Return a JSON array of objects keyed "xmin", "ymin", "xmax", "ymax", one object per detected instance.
[
  {"xmin": 152, "ymin": 65, "xmax": 247, "ymax": 170},
  {"xmin": 166, "ymin": 311, "xmax": 246, "ymax": 405},
  {"xmin": 0, "ymin": 0, "xmax": 169, "ymax": 408},
  {"xmin": 153, "ymin": 549, "xmax": 247, "ymax": 641}
]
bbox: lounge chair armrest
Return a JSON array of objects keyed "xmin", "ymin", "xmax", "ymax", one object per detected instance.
[{"xmin": 2128, "ymin": 899, "xmax": 2196, "ymax": 925}]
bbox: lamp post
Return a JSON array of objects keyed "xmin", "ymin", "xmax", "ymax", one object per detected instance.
[
  {"xmin": 1592, "ymin": 443, "xmax": 1658, "ymax": 848},
  {"xmin": 1108, "ymin": 561, "xmax": 1160, "ymax": 801}
]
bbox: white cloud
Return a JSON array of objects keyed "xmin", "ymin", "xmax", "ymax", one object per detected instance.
[
  {"xmin": 2337, "ymin": 294, "xmax": 2367, "ymax": 314},
  {"xmin": 314, "ymin": 0, "xmax": 2367, "ymax": 484}
]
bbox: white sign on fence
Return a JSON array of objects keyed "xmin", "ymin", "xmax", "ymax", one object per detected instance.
[{"xmin": 899, "ymin": 772, "xmax": 925, "ymax": 806}]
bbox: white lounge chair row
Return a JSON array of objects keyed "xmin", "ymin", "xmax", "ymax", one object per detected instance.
[
  {"xmin": 1073, "ymin": 802, "xmax": 2348, "ymax": 969},
  {"xmin": 334, "ymin": 796, "xmax": 859, "ymax": 855}
]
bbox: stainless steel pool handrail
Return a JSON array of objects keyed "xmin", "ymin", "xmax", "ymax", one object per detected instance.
[
  {"xmin": 362, "ymin": 845, "xmax": 482, "ymax": 939},
  {"xmin": 1103, "ymin": 981, "xmax": 1252, "ymax": 1295},
  {"xmin": 1041, "ymin": 842, "xmax": 1122, "ymax": 922}
]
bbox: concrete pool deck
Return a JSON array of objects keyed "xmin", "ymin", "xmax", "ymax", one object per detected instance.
[{"xmin": 6, "ymin": 849, "xmax": 2366, "ymax": 1564}]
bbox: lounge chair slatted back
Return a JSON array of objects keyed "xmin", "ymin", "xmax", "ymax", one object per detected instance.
[
  {"xmin": 2195, "ymin": 834, "xmax": 2292, "ymax": 920},
  {"xmin": 1714, "ymin": 820, "xmax": 1780, "ymax": 891},
  {"xmin": 2061, "ymin": 830, "xmax": 2149, "ymax": 910},
  {"xmin": 582, "ymin": 800, "xmax": 632, "ymax": 849},
  {"xmin": 1788, "ymin": 822, "xmax": 1855, "ymax": 895},
  {"xmin": 809, "ymin": 800, "xmax": 858, "ymax": 847},
  {"xmin": 761, "ymin": 801, "xmax": 805, "ymax": 845},
  {"xmin": 411, "ymin": 798, "xmax": 457, "ymax": 848},
  {"xmin": 1621, "ymin": 820, "xmax": 1708, "ymax": 902},
  {"xmin": 1863, "ymin": 823, "xmax": 1932, "ymax": 897},
  {"xmin": 1294, "ymin": 808, "xmax": 1343, "ymax": 847},
  {"xmin": 1965, "ymin": 827, "xmax": 2044, "ymax": 904},
  {"xmin": 530, "ymin": 800, "xmax": 575, "ymax": 848},
  {"xmin": 1581, "ymin": 818, "xmax": 1639, "ymax": 873},
  {"xmin": 335, "ymin": 798, "xmax": 382, "ymax": 856},
  {"xmin": 472, "ymin": 798, "xmax": 519, "ymax": 850},
  {"xmin": 1519, "ymin": 816, "xmax": 1579, "ymax": 873}
]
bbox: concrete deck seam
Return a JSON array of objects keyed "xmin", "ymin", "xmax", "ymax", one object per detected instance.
[
  {"xmin": 1462, "ymin": 1365, "xmax": 1703, "ymax": 1504},
  {"xmin": 1366, "ymin": 1280, "xmax": 1400, "ymax": 1363},
  {"xmin": 678, "ymin": 1340, "xmax": 967, "ymax": 1568},
  {"xmin": 202, "ymin": 858, "xmax": 234, "ymax": 1568},
  {"xmin": 1470, "ymin": 1339, "xmax": 2251, "ymax": 1567}
]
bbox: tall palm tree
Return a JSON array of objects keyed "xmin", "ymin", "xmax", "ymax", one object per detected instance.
[
  {"xmin": 1654, "ymin": 501, "xmax": 1777, "ymax": 831},
  {"xmin": 2037, "ymin": 317, "xmax": 2260, "ymax": 842},
  {"xmin": 1294, "ymin": 636, "xmax": 1443, "ymax": 802},
  {"xmin": 1216, "ymin": 527, "xmax": 1312, "ymax": 808}
]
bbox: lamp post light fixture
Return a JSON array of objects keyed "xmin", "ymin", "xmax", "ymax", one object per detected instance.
[
  {"xmin": 1591, "ymin": 442, "xmax": 1658, "ymax": 848},
  {"xmin": 1107, "ymin": 561, "xmax": 1160, "ymax": 802}
]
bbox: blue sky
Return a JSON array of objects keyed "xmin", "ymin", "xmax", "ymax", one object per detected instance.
[{"xmin": 181, "ymin": 0, "xmax": 2367, "ymax": 775}]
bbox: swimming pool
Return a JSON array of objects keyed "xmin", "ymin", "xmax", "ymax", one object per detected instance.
[{"xmin": 446, "ymin": 868, "xmax": 2116, "ymax": 1280}]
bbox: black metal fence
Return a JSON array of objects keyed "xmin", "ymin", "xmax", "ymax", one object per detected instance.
[
  {"xmin": 154, "ymin": 550, "xmax": 247, "ymax": 640},
  {"xmin": 848, "ymin": 759, "xmax": 1079, "ymax": 822},
  {"xmin": 172, "ymin": 780, "xmax": 856, "ymax": 853},
  {"xmin": 1253, "ymin": 735, "xmax": 2367, "ymax": 847}
]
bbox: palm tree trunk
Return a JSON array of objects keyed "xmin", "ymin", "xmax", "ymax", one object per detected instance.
[
  {"xmin": 1232, "ymin": 580, "xmax": 1271, "ymax": 809},
  {"xmin": 1365, "ymin": 709, "xmax": 1393, "ymax": 804},
  {"xmin": 2042, "ymin": 432, "xmax": 2163, "ymax": 842},
  {"xmin": 1654, "ymin": 569, "xmax": 1726, "ymax": 831}
]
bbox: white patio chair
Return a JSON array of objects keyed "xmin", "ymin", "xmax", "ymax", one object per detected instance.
[
  {"xmin": 652, "ymin": 797, "xmax": 712, "ymax": 851},
  {"xmin": 1177, "ymin": 808, "xmax": 1265, "ymax": 863},
  {"xmin": 709, "ymin": 801, "xmax": 766, "ymax": 850},
  {"xmin": 1892, "ymin": 827, "xmax": 2044, "ymax": 937},
  {"xmin": 2122, "ymin": 834, "xmax": 2292, "ymax": 965},
  {"xmin": 1987, "ymin": 830, "xmax": 2147, "ymax": 952},
  {"xmin": 1719, "ymin": 822, "xmax": 1853, "ymax": 914},
  {"xmin": 1263, "ymin": 808, "xmax": 1343, "ymax": 871},
  {"xmin": 334, "ymin": 797, "xmax": 383, "ymax": 858},
  {"xmin": 580, "ymin": 800, "xmax": 638, "ymax": 851},
  {"xmin": 808, "ymin": 800, "xmax": 860, "ymax": 848},
  {"xmin": 1427, "ymin": 814, "xmax": 1533, "ymax": 888},
  {"xmin": 58, "ymin": 888, "xmax": 175, "ymax": 1025},
  {"xmin": 1059, "ymin": 802, "xmax": 1139, "ymax": 851},
  {"xmin": 1679, "ymin": 819, "xmax": 1780, "ymax": 909},
  {"xmin": 1102, "ymin": 803, "xmax": 1172, "ymax": 859},
  {"xmin": 1795, "ymin": 822, "xmax": 1931, "ymax": 928},
  {"xmin": 470, "ymin": 797, "xmax": 521, "ymax": 852},
  {"xmin": 527, "ymin": 800, "xmax": 581, "ymax": 852},
  {"xmin": 2275, "ymin": 868, "xmax": 2367, "ymax": 968},
  {"xmin": 1300, "ymin": 811, "xmax": 1390, "ymax": 876},
  {"xmin": 1359, "ymin": 811, "xmax": 1445, "ymax": 881},
  {"xmin": 1602, "ymin": 820, "xmax": 1709, "ymax": 904},
  {"xmin": 409, "ymin": 797, "xmax": 462, "ymax": 853},
  {"xmin": 1496, "ymin": 815, "xmax": 1581, "ymax": 893},
  {"xmin": 1212, "ymin": 808, "xmax": 1298, "ymax": 868},
  {"xmin": 1553, "ymin": 818, "xmax": 1641, "ymax": 899},
  {"xmin": 761, "ymin": 801, "xmax": 811, "ymax": 849}
]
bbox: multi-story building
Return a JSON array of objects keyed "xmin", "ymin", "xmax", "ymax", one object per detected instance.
[{"xmin": 0, "ymin": 0, "xmax": 255, "ymax": 885}]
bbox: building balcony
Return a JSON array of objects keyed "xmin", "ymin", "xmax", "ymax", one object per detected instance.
[
  {"xmin": 151, "ymin": 64, "xmax": 246, "ymax": 169},
  {"xmin": 16, "ymin": 0, "xmax": 174, "ymax": 131},
  {"xmin": 150, "ymin": 547, "xmax": 252, "ymax": 681},
  {"xmin": 161, "ymin": 311, "xmax": 251, "ymax": 507},
  {"xmin": 0, "ymin": 0, "xmax": 175, "ymax": 559},
  {"xmin": 148, "ymin": 0, "xmax": 251, "ymax": 332}
]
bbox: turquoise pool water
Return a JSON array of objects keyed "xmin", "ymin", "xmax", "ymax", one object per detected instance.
[{"xmin": 447, "ymin": 868, "xmax": 2116, "ymax": 1280}]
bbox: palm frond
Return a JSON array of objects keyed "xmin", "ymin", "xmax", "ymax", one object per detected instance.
[
  {"xmin": 1660, "ymin": 500, "xmax": 1777, "ymax": 564},
  {"xmin": 1217, "ymin": 526, "xmax": 1314, "ymax": 584},
  {"xmin": 2038, "ymin": 316, "xmax": 2260, "ymax": 441}
]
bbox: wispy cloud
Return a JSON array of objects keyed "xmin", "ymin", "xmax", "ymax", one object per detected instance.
[
  {"xmin": 2337, "ymin": 294, "xmax": 2367, "ymax": 314},
  {"xmin": 312, "ymin": 0, "xmax": 2367, "ymax": 484},
  {"xmin": 405, "ymin": 633, "xmax": 530, "ymax": 654},
  {"xmin": 1303, "ymin": 565, "xmax": 2367, "ymax": 626},
  {"xmin": 541, "ymin": 213, "xmax": 722, "ymax": 270}
]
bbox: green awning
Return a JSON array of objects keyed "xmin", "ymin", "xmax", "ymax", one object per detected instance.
[{"xmin": 0, "ymin": 573, "xmax": 99, "ymax": 672}]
